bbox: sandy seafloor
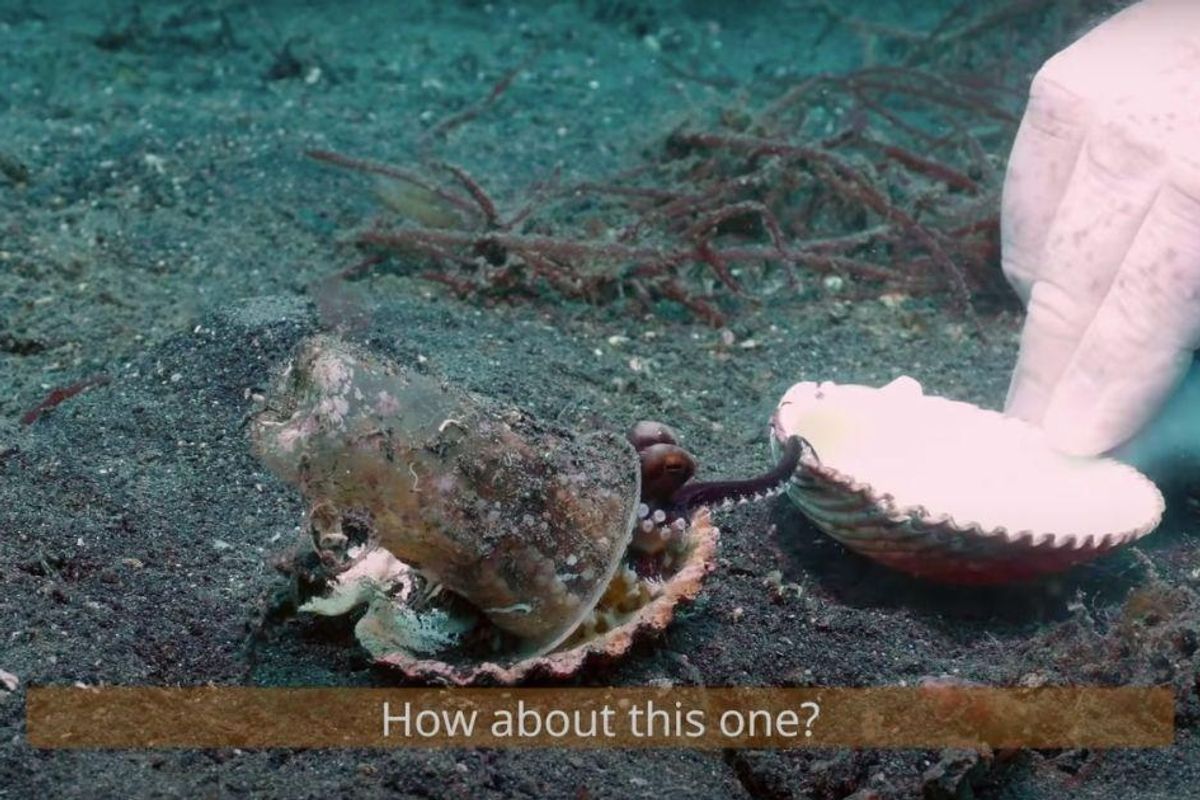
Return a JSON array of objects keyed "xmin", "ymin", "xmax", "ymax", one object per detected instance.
[{"xmin": 1, "ymin": 1, "xmax": 1198, "ymax": 798}]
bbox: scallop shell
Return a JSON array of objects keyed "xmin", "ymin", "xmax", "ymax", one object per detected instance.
[
  {"xmin": 771, "ymin": 376, "xmax": 1165, "ymax": 584},
  {"xmin": 368, "ymin": 508, "xmax": 717, "ymax": 685},
  {"xmin": 253, "ymin": 336, "xmax": 716, "ymax": 682}
]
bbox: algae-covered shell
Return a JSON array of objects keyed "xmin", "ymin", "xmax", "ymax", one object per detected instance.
[
  {"xmin": 252, "ymin": 335, "xmax": 640, "ymax": 657},
  {"xmin": 771, "ymin": 376, "xmax": 1165, "ymax": 584},
  {"xmin": 253, "ymin": 335, "xmax": 718, "ymax": 682}
]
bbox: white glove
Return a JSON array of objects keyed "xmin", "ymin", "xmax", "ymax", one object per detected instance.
[{"xmin": 1002, "ymin": 0, "xmax": 1200, "ymax": 456}]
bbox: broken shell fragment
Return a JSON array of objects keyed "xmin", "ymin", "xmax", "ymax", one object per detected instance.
[
  {"xmin": 252, "ymin": 335, "xmax": 715, "ymax": 682},
  {"xmin": 771, "ymin": 376, "xmax": 1165, "ymax": 584}
]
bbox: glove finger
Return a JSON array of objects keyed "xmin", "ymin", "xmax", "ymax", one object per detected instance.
[
  {"xmin": 1005, "ymin": 121, "xmax": 1166, "ymax": 426},
  {"xmin": 1042, "ymin": 160, "xmax": 1200, "ymax": 455},
  {"xmin": 1002, "ymin": 0, "xmax": 1200, "ymax": 305},
  {"xmin": 1000, "ymin": 73, "xmax": 1089, "ymax": 304}
]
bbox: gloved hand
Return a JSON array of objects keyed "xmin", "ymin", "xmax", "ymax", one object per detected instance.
[{"xmin": 1001, "ymin": 0, "xmax": 1200, "ymax": 456}]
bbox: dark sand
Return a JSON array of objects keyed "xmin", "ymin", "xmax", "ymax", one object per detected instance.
[{"xmin": 1, "ymin": 2, "xmax": 1197, "ymax": 798}]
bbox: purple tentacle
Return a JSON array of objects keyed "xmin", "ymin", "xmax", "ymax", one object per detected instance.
[{"xmin": 669, "ymin": 435, "xmax": 807, "ymax": 513}]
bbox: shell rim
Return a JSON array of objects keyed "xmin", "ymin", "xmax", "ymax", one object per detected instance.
[{"xmin": 770, "ymin": 385, "xmax": 1166, "ymax": 554}]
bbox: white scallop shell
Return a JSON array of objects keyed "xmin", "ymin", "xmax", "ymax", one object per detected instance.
[{"xmin": 771, "ymin": 376, "xmax": 1165, "ymax": 583}]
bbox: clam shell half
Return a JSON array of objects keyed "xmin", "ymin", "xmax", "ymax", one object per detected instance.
[
  {"xmin": 251, "ymin": 335, "xmax": 639, "ymax": 657},
  {"xmin": 370, "ymin": 508, "xmax": 718, "ymax": 685},
  {"xmin": 771, "ymin": 377, "xmax": 1165, "ymax": 584}
]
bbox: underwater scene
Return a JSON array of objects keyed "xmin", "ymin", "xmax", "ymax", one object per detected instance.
[{"xmin": 2, "ymin": 0, "xmax": 1199, "ymax": 797}]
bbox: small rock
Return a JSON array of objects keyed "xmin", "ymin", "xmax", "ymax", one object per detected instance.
[
  {"xmin": 1018, "ymin": 671, "xmax": 1049, "ymax": 688},
  {"xmin": 823, "ymin": 275, "xmax": 845, "ymax": 293},
  {"xmin": 827, "ymin": 301, "xmax": 850, "ymax": 322},
  {"xmin": 0, "ymin": 669, "xmax": 19, "ymax": 693}
]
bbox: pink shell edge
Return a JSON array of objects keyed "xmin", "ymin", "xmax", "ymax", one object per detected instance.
[
  {"xmin": 771, "ymin": 399, "xmax": 1166, "ymax": 585},
  {"xmin": 374, "ymin": 508, "xmax": 720, "ymax": 684}
]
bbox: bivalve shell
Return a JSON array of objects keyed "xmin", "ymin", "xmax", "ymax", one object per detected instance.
[
  {"xmin": 253, "ymin": 335, "xmax": 718, "ymax": 683},
  {"xmin": 771, "ymin": 376, "xmax": 1165, "ymax": 584}
]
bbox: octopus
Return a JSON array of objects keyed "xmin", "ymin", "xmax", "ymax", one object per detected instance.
[
  {"xmin": 252, "ymin": 335, "xmax": 810, "ymax": 682},
  {"xmin": 626, "ymin": 419, "xmax": 810, "ymax": 557}
]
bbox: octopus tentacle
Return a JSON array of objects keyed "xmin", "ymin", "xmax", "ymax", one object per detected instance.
[
  {"xmin": 668, "ymin": 435, "xmax": 809, "ymax": 513},
  {"xmin": 626, "ymin": 421, "xmax": 812, "ymax": 529}
]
